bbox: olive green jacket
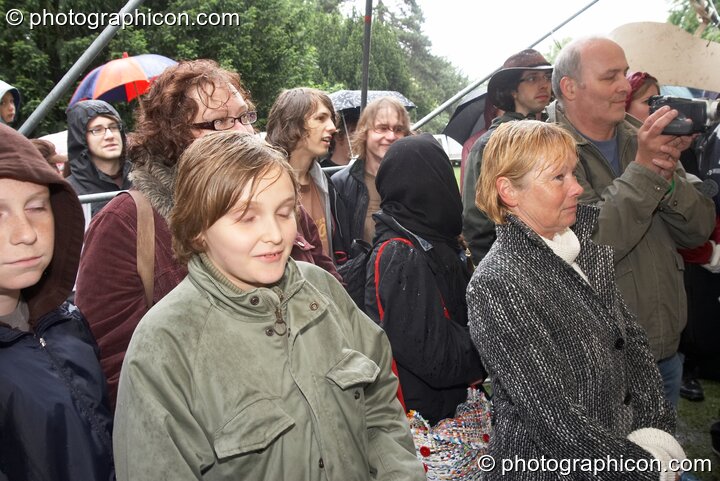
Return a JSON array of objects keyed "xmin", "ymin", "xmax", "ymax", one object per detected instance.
[
  {"xmin": 548, "ymin": 101, "xmax": 715, "ymax": 360},
  {"xmin": 114, "ymin": 256, "xmax": 424, "ymax": 481}
]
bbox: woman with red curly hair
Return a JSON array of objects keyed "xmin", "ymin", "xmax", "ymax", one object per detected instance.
[{"xmin": 75, "ymin": 59, "xmax": 253, "ymax": 408}]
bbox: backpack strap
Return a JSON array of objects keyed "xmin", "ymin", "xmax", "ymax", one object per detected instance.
[
  {"xmin": 128, "ymin": 190, "xmax": 155, "ymax": 309},
  {"xmin": 373, "ymin": 236, "xmax": 413, "ymax": 412},
  {"xmin": 374, "ymin": 237, "xmax": 413, "ymax": 321}
]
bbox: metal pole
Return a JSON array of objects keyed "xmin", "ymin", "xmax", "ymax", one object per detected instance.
[
  {"xmin": 19, "ymin": 0, "xmax": 146, "ymax": 137},
  {"xmin": 412, "ymin": 0, "xmax": 600, "ymax": 130},
  {"xmin": 360, "ymin": 0, "xmax": 373, "ymax": 111}
]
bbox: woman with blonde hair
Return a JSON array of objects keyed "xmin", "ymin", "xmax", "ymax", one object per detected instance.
[{"xmin": 468, "ymin": 120, "xmax": 685, "ymax": 480}]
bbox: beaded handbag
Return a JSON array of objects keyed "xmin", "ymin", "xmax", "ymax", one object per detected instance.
[{"xmin": 408, "ymin": 387, "xmax": 493, "ymax": 480}]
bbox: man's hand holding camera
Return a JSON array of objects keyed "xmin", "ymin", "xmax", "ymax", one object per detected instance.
[{"xmin": 636, "ymin": 106, "xmax": 689, "ymax": 180}]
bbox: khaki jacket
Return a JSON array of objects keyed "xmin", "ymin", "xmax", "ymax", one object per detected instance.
[
  {"xmin": 548, "ymin": 102, "xmax": 715, "ymax": 360},
  {"xmin": 114, "ymin": 256, "xmax": 424, "ymax": 481}
]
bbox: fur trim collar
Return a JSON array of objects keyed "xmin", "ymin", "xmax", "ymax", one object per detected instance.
[{"xmin": 128, "ymin": 153, "xmax": 176, "ymax": 220}]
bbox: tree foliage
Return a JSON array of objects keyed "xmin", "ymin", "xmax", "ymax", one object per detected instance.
[
  {"xmin": 668, "ymin": 0, "xmax": 720, "ymax": 42},
  {"xmin": 0, "ymin": 0, "xmax": 468, "ymax": 136}
]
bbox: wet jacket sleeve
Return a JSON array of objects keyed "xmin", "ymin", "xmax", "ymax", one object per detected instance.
[
  {"xmin": 346, "ymin": 298, "xmax": 427, "ymax": 480},
  {"xmin": 655, "ymin": 169, "xmax": 715, "ymax": 249},
  {"xmin": 577, "ymin": 161, "xmax": 712, "ymax": 261},
  {"xmin": 370, "ymin": 241, "xmax": 483, "ymax": 388}
]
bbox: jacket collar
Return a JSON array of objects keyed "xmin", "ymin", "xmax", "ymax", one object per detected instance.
[
  {"xmin": 499, "ymin": 205, "xmax": 616, "ymax": 307},
  {"xmin": 0, "ymin": 304, "xmax": 71, "ymax": 346},
  {"xmin": 547, "ymin": 100, "xmax": 638, "ymax": 147},
  {"xmin": 187, "ymin": 255, "xmax": 329, "ymax": 335},
  {"xmin": 373, "ymin": 211, "xmax": 433, "ymax": 252}
]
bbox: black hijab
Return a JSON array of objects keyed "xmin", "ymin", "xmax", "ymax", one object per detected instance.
[{"xmin": 376, "ymin": 133, "xmax": 463, "ymax": 244}]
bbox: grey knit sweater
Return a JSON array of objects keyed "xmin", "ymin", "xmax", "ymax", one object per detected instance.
[{"xmin": 467, "ymin": 205, "xmax": 676, "ymax": 480}]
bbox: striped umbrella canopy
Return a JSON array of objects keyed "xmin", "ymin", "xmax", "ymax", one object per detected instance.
[{"xmin": 69, "ymin": 53, "xmax": 177, "ymax": 106}]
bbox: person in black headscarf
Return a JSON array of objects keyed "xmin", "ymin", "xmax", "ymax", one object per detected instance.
[{"xmin": 364, "ymin": 133, "xmax": 486, "ymax": 425}]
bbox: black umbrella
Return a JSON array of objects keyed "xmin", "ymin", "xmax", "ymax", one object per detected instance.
[
  {"xmin": 328, "ymin": 90, "xmax": 415, "ymax": 113},
  {"xmin": 442, "ymin": 85, "xmax": 492, "ymax": 146}
]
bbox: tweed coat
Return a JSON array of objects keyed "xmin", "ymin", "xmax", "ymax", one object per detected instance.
[{"xmin": 467, "ymin": 205, "xmax": 676, "ymax": 480}]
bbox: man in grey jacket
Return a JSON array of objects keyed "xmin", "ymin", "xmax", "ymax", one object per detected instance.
[{"xmin": 549, "ymin": 36, "xmax": 715, "ymax": 406}]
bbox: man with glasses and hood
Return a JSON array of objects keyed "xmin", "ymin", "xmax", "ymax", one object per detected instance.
[{"xmin": 66, "ymin": 99, "xmax": 131, "ymax": 216}]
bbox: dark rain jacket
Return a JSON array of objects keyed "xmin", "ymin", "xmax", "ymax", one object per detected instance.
[
  {"xmin": 331, "ymin": 157, "xmax": 369, "ymax": 246},
  {"xmin": 66, "ymin": 100, "xmax": 131, "ymax": 216},
  {"xmin": 0, "ymin": 123, "xmax": 115, "ymax": 481},
  {"xmin": 365, "ymin": 212, "xmax": 485, "ymax": 425}
]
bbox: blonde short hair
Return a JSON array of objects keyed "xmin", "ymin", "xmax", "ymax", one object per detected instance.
[
  {"xmin": 476, "ymin": 121, "xmax": 577, "ymax": 224},
  {"xmin": 171, "ymin": 131, "xmax": 298, "ymax": 264}
]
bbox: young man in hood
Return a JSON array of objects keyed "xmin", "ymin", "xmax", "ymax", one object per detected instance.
[
  {"xmin": 0, "ymin": 80, "xmax": 20, "ymax": 126},
  {"xmin": 66, "ymin": 99, "xmax": 131, "ymax": 216},
  {"xmin": 0, "ymin": 123, "xmax": 114, "ymax": 480}
]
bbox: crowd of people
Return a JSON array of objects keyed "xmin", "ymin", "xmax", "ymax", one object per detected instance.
[{"xmin": 1, "ymin": 34, "xmax": 719, "ymax": 481}]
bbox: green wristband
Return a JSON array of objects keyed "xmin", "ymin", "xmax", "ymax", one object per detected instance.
[{"xmin": 666, "ymin": 178, "xmax": 675, "ymax": 195}]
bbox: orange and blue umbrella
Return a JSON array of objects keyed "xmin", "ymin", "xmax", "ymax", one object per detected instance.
[{"xmin": 69, "ymin": 53, "xmax": 177, "ymax": 106}]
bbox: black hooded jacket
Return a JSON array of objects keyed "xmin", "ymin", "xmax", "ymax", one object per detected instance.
[
  {"xmin": 364, "ymin": 134, "xmax": 485, "ymax": 425},
  {"xmin": 0, "ymin": 123, "xmax": 115, "ymax": 481},
  {"xmin": 66, "ymin": 100, "xmax": 131, "ymax": 216}
]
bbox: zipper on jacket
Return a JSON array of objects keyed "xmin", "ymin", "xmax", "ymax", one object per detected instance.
[{"xmin": 36, "ymin": 331, "xmax": 114, "ymax": 454}]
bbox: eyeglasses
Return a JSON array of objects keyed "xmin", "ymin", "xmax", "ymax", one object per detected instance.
[
  {"xmin": 519, "ymin": 72, "xmax": 553, "ymax": 84},
  {"xmin": 87, "ymin": 124, "xmax": 122, "ymax": 136},
  {"xmin": 372, "ymin": 125, "xmax": 407, "ymax": 136},
  {"xmin": 191, "ymin": 111, "xmax": 258, "ymax": 131}
]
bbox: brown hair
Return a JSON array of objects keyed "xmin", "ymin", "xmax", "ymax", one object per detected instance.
[
  {"xmin": 476, "ymin": 121, "xmax": 577, "ymax": 224},
  {"xmin": 265, "ymin": 87, "xmax": 336, "ymax": 155},
  {"xmin": 351, "ymin": 97, "xmax": 411, "ymax": 161},
  {"xmin": 129, "ymin": 59, "xmax": 253, "ymax": 168},
  {"xmin": 170, "ymin": 131, "xmax": 298, "ymax": 264}
]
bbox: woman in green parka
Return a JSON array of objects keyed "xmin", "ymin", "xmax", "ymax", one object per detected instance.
[{"xmin": 112, "ymin": 130, "xmax": 425, "ymax": 481}]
